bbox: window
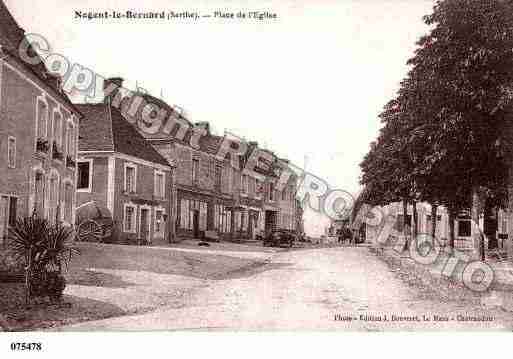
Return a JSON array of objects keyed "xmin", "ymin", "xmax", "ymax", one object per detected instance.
[
  {"xmin": 154, "ymin": 171, "xmax": 165, "ymax": 198},
  {"xmin": 64, "ymin": 183, "xmax": 73, "ymax": 223},
  {"xmin": 458, "ymin": 220, "xmax": 471, "ymax": 237},
  {"xmin": 7, "ymin": 136, "xmax": 16, "ymax": 168},
  {"xmin": 282, "ymin": 188, "xmax": 287, "ymax": 201},
  {"xmin": 124, "ymin": 204, "xmax": 136, "ymax": 233},
  {"xmin": 180, "ymin": 199, "xmax": 207, "ymax": 230},
  {"xmin": 124, "ymin": 163, "xmax": 137, "ymax": 193},
  {"xmin": 214, "ymin": 204, "xmax": 231, "ymax": 233},
  {"xmin": 242, "ymin": 175, "xmax": 248, "ymax": 195},
  {"xmin": 208, "ymin": 159, "xmax": 215, "ymax": 178},
  {"xmin": 48, "ymin": 175, "xmax": 59, "ymax": 224},
  {"xmin": 192, "ymin": 158, "xmax": 199, "ymax": 184},
  {"xmin": 8, "ymin": 197, "xmax": 17, "ymax": 227},
  {"xmin": 232, "ymin": 169, "xmax": 237, "ymax": 192},
  {"xmin": 269, "ymin": 182, "xmax": 275, "ymax": 201},
  {"xmin": 255, "ymin": 179, "xmax": 262, "ymax": 198},
  {"xmin": 37, "ymin": 98, "xmax": 48, "ymax": 139},
  {"xmin": 77, "ymin": 160, "xmax": 92, "ymax": 191},
  {"xmin": 242, "ymin": 211, "xmax": 248, "ymax": 231},
  {"xmin": 34, "ymin": 172, "xmax": 45, "ymax": 217},
  {"xmin": 180, "ymin": 199, "xmax": 188, "ymax": 229},
  {"xmin": 199, "ymin": 202, "xmax": 207, "ymax": 231},
  {"xmin": 53, "ymin": 111, "xmax": 62, "ymax": 147},
  {"xmin": 66, "ymin": 123, "xmax": 75, "ymax": 157},
  {"xmin": 249, "ymin": 177, "xmax": 255, "ymax": 197},
  {"xmin": 215, "ymin": 165, "xmax": 222, "ymax": 190}
]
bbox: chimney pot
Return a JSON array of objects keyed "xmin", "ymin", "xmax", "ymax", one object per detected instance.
[{"xmin": 103, "ymin": 77, "xmax": 124, "ymax": 104}]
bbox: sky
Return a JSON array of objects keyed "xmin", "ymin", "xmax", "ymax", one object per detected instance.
[{"xmin": 6, "ymin": 0, "xmax": 434, "ymax": 236}]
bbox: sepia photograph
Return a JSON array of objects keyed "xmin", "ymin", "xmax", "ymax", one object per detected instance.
[{"xmin": 1, "ymin": 0, "xmax": 513, "ymax": 356}]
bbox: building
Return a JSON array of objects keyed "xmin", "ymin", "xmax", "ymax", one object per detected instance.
[
  {"xmin": 361, "ymin": 201, "xmax": 501, "ymax": 252},
  {"xmin": 0, "ymin": 0, "xmax": 82, "ymax": 246},
  {"xmin": 75, "ymin": 79, "xmax": 174, "ymax": 245},
  {"xmin": 295, "ymin": 199, "xmax": 305, "ymax": 236},
  {"xmin": 119, "ymin": 91, "xmax": 299, "ymax": 241}
]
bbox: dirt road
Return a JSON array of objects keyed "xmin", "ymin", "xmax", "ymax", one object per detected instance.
[{"xmin": 59, "ymin": 246, "xmax": 513, "ymax": 331}]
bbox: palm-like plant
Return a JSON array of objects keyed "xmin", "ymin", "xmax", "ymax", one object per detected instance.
[
  {"xmin": 45, "ymin": 222, "xmax": 80, "ymax": 271},
  {"xmin": 8, "ymin": 216, "xmax": 50, "ymax": 267},
  {"xmin": 8, "ymin": 216, "xmax": 80, "ymax": 303}
]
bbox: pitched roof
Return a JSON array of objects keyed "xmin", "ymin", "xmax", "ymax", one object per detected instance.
[
  {"xmin": 76, "ymin": 103, "xmax": 172, "ymax": 167},
  {"xmin": 0, "ymin": 0, "xmax": 79, "ymax": 115}
]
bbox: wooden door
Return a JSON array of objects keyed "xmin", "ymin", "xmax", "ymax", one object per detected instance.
[
  {"xmin": 140, "ymin": 209, "xmax": 149, "ymax": 241},
  {"xmin": 193, "ymin": 210, "xmax": 200, "ymax": 239}
]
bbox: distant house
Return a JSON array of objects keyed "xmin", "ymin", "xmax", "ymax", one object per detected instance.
[
  {"xmin": 75, "ymin": 79, "xmax": 174, "ymax": 244},
  {"xmin": 0, "ymin": 0, "xmax": 82, "ymax": 246}
]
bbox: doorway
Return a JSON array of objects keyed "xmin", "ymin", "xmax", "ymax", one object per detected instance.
[
  {"xmin": 139, "ymin": 208, "xmax": 150, "ymax": 242},
  {"xmin": 193, "ymin": 210, "xmax": 200, "ymax": 239},
  {"xmin": 264, "ymin": 210, "xmax": 277, "ymax": 236},
  {"xmin": 248, "ymin": 214, "xmax": 254, "ymax": 239}
]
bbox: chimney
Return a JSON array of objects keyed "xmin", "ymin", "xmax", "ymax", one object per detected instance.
[
  {"xmin": 103, "ymin": 77, "xmax": 124, "ymax": 104},
  {"xmin": 195, "ymin": 121, "xmax": 210, "ymax": 134}
]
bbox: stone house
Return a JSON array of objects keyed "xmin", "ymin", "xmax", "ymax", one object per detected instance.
[
  {"xmin": 149, "ymin": 127, "xmax": 240, "ymax": 240},
  {"xmin": 75, "ymin": 91, "xmax": 174, "ymax": 245},
  {"xmin": 0, "ymin": 0, "xmax": 81, "ymax": 246},
  {"xmin": 101, "ymin": 83, "xmax": 300, "ymax": 241}
]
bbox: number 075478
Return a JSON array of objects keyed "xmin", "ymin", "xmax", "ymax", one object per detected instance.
[{"xmin": 10, "ymin": 342, "xmax": 42, "ymax": 351}]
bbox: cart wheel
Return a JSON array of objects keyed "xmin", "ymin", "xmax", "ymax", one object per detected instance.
[{"xmin": 77, "ymin": 220, "xmax": 103, "ymax": 242}]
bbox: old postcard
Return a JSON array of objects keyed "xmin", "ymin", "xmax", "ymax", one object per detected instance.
[{"xmin": 1, "ymin": 0, "xmax": 513, "ymax": 353}]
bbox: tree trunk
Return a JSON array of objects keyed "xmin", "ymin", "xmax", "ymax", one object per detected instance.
[
  {"xmin": 403, "ymin": 199, "xmax": 409, "ymax": 250},
  {"xmin": 448, "ymin": 207, "xmax": 455, "ymax": 250},
  {"xmin": 412, "ymin": 200, "xmax": 418, "ymax": 240},
  {"xmin": 431, "ymin": 204, "xmax": 438, "ymax": 239},
  {"xmin": 508, "ymin": 164, "xmax": 513, "ymax": 260},
  {"xmin": 471, "ymin": 186, "xmax": 485, "ymax": 261},
  {"xmin": 483, "ymin": 198, "xmax": 498, "ymax": 250}
]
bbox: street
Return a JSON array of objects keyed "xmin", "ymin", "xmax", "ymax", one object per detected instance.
[{"xmin": 60, "ymin": 246, "xmax": 513, "ymax": 331}]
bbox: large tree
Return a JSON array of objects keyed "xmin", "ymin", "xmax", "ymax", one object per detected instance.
[{"xmin": 360, "ymin": 0, "xmax": 513, "ymax": 259}]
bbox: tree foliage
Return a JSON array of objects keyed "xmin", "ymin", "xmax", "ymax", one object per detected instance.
[{"xmin": 360, "ymin": 0, "xmax": 513, "ymax": 241}]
